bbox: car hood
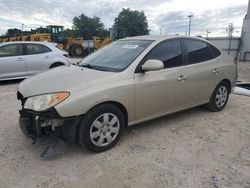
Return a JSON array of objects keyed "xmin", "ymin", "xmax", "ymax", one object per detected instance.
[{"xmin": 18, "ymin": 65, "xmax": 116, "ymax": 97}]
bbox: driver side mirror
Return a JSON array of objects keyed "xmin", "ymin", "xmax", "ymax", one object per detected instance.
[{"xmin": 142, "ymin": 59, "xmax": 164, "ymax": 72}]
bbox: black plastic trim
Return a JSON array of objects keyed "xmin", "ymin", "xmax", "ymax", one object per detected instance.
[{"xmin": 19, "ymin": 108, "xmax": 82, "ymax": 143}]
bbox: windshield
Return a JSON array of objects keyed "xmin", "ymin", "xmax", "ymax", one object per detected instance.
[{"xmin": 79, "ymin": 40, "xmax": 153, "ymax": 72}]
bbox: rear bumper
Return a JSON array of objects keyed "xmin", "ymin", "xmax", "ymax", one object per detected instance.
[{"xmin": 19, "ymin": 108, "xmax": 81, "ymax": 143}]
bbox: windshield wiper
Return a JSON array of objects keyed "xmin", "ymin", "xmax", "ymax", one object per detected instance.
[{"xmin": 81, "ymin": 64, "xmax": 106, "ymax": 71}]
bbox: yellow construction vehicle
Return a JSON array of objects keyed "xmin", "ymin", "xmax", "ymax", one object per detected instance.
[
  {"xmin": 0, "ymin": 25, "xmax": 85, "ymax": 57},
  {"xmin": 92, "ymin": 27, "xmax": 127, "ymax": 50},
  {"xmin": 0, "ymin": 26, "xmax": 127, "ymax": 57},
  {"xmin": 92, "ymin": 37, "xmax": 112, "ymax": 50}
]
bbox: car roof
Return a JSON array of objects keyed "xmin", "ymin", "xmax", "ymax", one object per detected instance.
[
  {"xmin": 0, "ymin": 41, "xmax": 57, "ymax": 47},
  {"xmin": 121, "ymin": 35, "xmax": 211, "ymax": 43}
]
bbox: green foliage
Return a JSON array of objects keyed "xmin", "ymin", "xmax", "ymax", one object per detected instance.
[
  {"xmin": 113, "ymin": 8, "xmax": 149, "ymax": 36},
  {"xmin": 6, "ymin": 28, "xmax": 22, "ymax": 36},
  {"xmin": 72, "ymin": 14, "xmax": 109, "ymax": 39},
  {"xmin": 64, "ymin": 28, "xmax": 78, "ymax": 38}
]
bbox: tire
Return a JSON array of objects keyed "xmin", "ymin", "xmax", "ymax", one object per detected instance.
[
  {"xmin": 205, "ymin": 81, "xmax": 230, "ymax": 112},
  {"xmin": 78, "ymin": 104, "xmax": 125, "ymax": 152},
  {"xmin": 49, "ymin": 62, "xmax": 64, "ymax": 69},
  {"xmin": 70, "ymin": 45, "xmax": 84, "ymax": 57}
]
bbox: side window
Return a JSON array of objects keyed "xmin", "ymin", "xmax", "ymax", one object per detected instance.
[
  {"xmin": 209, "ymin": 44, "xmax": 221, "ymax": 58},
  {"xmin": 183, "ymin": 39, "xmax": 214, "ymax": 64},
  {"xmin": 52, "ymin": 28, "xmax": 57, "ymax": 34},
  {"xmin": 42, "ymin": 45, "xmax": 52, "ymax": 53},
  {"xmin": 0, "ymin": 44, "xmax": 22, "ymax": 57},
  {"xmin": 144, "ymin": 40, "xmax": 183, "ymax": 68},
  {"xmin": 27, "ymin": 44, "xmax": 46, "ymax": 55}
]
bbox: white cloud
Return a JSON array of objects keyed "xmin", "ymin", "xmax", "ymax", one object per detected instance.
[{"xmin": 0, "ymin": 0, "xmax": 248, "ymax": 36}]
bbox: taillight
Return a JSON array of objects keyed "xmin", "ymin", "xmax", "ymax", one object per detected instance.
[{"xmin": 63, "ymin": 54, "xmax": 69, "ymax": 58}]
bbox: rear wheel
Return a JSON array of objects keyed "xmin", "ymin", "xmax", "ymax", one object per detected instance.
[
  {"xmin": 70, "ymin": 45, "xmax": 84, "ymax": 57},
  {"xmin": 78, "ymin": 104, "xmax": 125, "ymax": 152},
  {"xmin": 205, "ymin": 81, "xmax": 230, "ymax": 112}
]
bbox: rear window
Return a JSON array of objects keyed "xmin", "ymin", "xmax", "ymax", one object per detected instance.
[
  {"xmin": 27, "ymin": 44, "xmax": 51, "ymax": 55},
  {"xmin": 183, "ymin": 39, "xmax": 214, "ymax": 64}
]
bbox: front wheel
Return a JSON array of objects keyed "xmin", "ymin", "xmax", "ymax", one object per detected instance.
[
  {"xmin": 78, "ymin": 104, "xmax": 125, "ymax": 152},
  {"xmin": 205, "ymin": 81, "xmax": 230, "ymax": 112}
]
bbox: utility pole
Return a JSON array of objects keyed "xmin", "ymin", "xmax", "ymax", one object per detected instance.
[
  {"xmin": 188, "ymin": 15, "xmax": 193, "ymax": 36},
  {"xmin": 21, "ymin": 24, "xmax": 24, "ymax": 31},
  {"xmin": 206, "ymin": 30, "xmax": 211, "ymax": 39},
  {"xmin": 227, "ymin": 23, "xmax": 234, "ymax": 55}
]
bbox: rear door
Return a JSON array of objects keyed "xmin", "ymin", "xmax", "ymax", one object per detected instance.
[
  {"xmin": 135, "ymin": 39, "xmax": 189, "ymax": 121},
  {"xmin": 0, "ymin": 43, "xmax": 27, "ymax": 80},
  {"xmin": 182, "ymin": 39, "xmax": 222, "ymax": 105},
  {"xmin": 25, "ymin": 43, "xmax": 53, "ymax": 75}
]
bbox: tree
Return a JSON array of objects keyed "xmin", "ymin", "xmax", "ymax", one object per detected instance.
[
  {"xmin": 113, "ymin": 8, "xmax": 149, "ymax": 37},
  {"xmin": 72, "ymin": 14, "xmax": 109, "ymax": 39},
  {"xmin": 6, "ymin": 28, "xmax": 22, "ymax": 36},
  {"xmin": 64, "ymin": 28, "xmax": 78, "ymax": 38}
]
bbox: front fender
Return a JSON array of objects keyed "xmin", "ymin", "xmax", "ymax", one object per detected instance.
[{"xmin": 55, "ymin": 78, "xmax": 135, "ymax": 123}]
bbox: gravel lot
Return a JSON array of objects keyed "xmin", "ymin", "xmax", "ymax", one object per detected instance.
[{"xmin": 0, "ymin": 62, "xmax": 250, "ymax": 188}]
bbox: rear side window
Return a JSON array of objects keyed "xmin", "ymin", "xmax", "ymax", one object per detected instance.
[
  {"xmin": 0, "ymin": 44, "xmax": 22, "ymax": 57},
  {"xmin": 144, "ymin": 40, "xmax": 183, "ymax": 68},
  {"xmin": 210, "ymin": 44, "xmax": 221, "ymax": 58},
  {"xmin": 27, "ymin": 44, "xmax": 51, "ymax": 55},
  {"xmin": 183, "ymin": 39, "xmax": 214, "ymax": 64},
  {"xmin": 43, "ymin": 45, "xmax": 52, "ymax": 53}
]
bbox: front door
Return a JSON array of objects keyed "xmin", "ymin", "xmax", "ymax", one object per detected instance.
[
  {"xmin": 0, "ymin": 44, "xmax": 27, "ymax": 80},
  {"xmin": 134, "ymin": 39, "xmax": 188, "ymax": 122}
]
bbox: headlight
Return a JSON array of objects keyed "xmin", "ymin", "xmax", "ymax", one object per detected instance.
[{"xmin": 24, "ymin": 92, "xmax": 70, "ymax": 111}]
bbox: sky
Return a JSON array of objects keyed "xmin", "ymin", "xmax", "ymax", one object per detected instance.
[{"xmin": 0, "ymin": 0, "xmax": 249, "ymax": 37}]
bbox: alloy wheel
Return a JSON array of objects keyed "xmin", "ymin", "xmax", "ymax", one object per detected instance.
[
  {"xmin": 90, "ymin": 113, "xmax": 120, "ymax": 147},
  {"xmin": 215, "ymin": 85, "xmax": 228, "ymax": 108}
]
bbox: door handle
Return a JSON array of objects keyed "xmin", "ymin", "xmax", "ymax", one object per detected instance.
[
  {"xmin": 45, "ymin": 55, "xmax": 50, "ymax": 58},
  {"xmin": 177, "ymin": 75, "xmax": 187, "ymax": 81},
  {"xmin": 212, "ymin": 68, "xmax": 220, "ymax": 74},
  {"xmin": 16, "ymin": 57, "xmax": 24, "ymax": 61}
]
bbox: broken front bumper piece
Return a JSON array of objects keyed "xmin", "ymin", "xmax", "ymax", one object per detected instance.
[{"xmin": 19, "ymin": 108, "xmax": 81, "ymax": 158}]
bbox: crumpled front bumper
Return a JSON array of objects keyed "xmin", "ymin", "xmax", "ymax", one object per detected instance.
[
  {"xmin": 19, "ymin": 108, "xmax": 81, "ymax": 143},
  {"xmin": 17, "ymin": 91, "xmax": 81, "ymax": 144}
]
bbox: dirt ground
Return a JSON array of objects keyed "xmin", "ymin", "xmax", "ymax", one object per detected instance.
[{"xmin": 0, "ymin": 62, "xmax": 250, "ymax": 188}]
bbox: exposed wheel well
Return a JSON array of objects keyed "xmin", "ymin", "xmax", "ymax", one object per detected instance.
[
  {"xmin": 221, "ymin": 79, "xmax": 232, "ymax": 92},
  {"xmin": 49, "ymin": 62, "xmax": 64, "ymax": 68},
  {"xmin": 87, "ymin": 101, "xmax": 128, "ymax": 128}
]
